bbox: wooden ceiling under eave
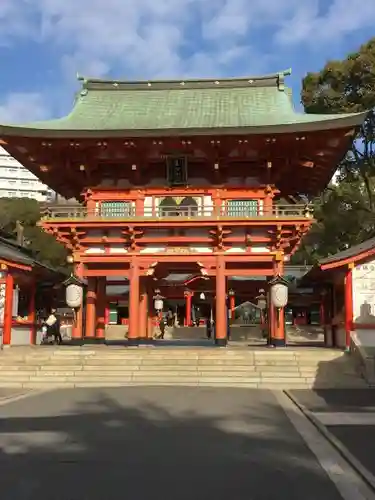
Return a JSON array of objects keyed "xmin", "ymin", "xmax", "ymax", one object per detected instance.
[{"xmin": 0, "ymin": 125, "xmax": 358, "ymax": 199}]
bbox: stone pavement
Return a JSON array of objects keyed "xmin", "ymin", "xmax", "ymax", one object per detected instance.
[
  {"xmin": 0, "ymin": 387, "xmax": 356, "ymax": 500},
  {"xmin": 289, "ymin": 389, "xmax": 375, "ymax": 483}
]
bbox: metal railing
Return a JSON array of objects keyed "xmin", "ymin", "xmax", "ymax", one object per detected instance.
[{"xmin": 41, "ymin": 203, "xmax": 313, "ymax": 220}]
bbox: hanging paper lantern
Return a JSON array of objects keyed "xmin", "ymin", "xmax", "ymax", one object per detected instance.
[
  {"xmin": 269, "ymin": 276, "xmax": 289, "ymax": 308},
  {"xmin": 63, "ymin": 274, "xmax": 85, "ymax": 309}
]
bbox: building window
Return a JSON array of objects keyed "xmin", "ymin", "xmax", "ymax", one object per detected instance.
[
  {"xmin": 100, "ymin": 201, "xmax": 132, "ymax": 217},
  {"xmin": 226, "ymin": 199, "xmax": 259, "ymax": 217}
]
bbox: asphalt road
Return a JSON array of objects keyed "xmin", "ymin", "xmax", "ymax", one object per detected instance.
[{"xmin": 0, "ymin": 387, "xmax": 345, "ymax": 500}]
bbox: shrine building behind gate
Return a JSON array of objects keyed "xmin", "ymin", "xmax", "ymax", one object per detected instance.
[{"xmin": 0, "ymin": 70, "xmax": 367, "ymax": 346}]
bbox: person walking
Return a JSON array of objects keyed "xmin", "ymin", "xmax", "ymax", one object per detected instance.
[{"xmin": 45, "ymin": 308, "xmax": 62, "ymax": 345}]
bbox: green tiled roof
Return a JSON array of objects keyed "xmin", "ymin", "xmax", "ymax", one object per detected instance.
[{"xmin": 0, "ymin": 70, "xmax": 368, "ymax": 137}]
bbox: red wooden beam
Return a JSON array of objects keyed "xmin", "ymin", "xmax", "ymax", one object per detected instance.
[
  {"xmin": 80, "ymin": 253, "xmax": 275, "ymax": 265},
  {"xmin": 0, "ymin": 259, "xmax": 33, "ymax": 272},
  {"xmin": 41, "ymin": 219, "xmax": 313, "ymax": 230},
  {"xmin": 79, "ymin": 236, "xmax": 274, "ymax": 245}
]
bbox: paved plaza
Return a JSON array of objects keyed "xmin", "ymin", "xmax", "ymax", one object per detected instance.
[{"xmin": 0, "ymin": 387, "xmax": 373, "ymax": 500}]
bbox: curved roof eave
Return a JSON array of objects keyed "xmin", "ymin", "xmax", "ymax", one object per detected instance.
[
  {"xmin": 0, "ymin": 111, "xmax": 368, "ymax": 139},
  {"xmin": 319, "ymin": 237, "xmax": 375, "ymax": 271}
]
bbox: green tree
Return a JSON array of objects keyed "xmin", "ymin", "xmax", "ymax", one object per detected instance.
[
  {"xmin": 302, "ymin": 37, "xmax": 375, "ymax": 207},
  {"xmin": 293, "ymin": 37, "xmax": 375, "ymax": 262},
  {"xmin": 0, "ymin": 198, "xmax": 68, "ymax": 269},
  {"xmin": 291, "ymin": 178, "xmax": 375, "ymax": 264}
]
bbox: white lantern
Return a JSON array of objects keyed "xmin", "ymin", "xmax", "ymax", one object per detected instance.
[
  {"xmin": 66, "ymin": 284, "xmax": 83, "ymax": 308},
  {"xmin": 153, "ymin": 290, "xmax": 164, "ymax": 311},
  {"xmin": 63, "ymin": 274, "xmax": 84, "ymax": 309},
  {"xmin": 200, "ymin": 292, "xmax": 206, "ymax": 300},
  {"xmin": 270, "ymin": 280, "xmax": 288, "ymax": 308},
  {"xmin": 154, "ymin": 298, "xmax": 164, "ymax": 311}
]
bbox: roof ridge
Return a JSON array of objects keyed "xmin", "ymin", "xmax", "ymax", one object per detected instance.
[{"xmin": 76, "ymin": 69, "xmax": 292, "ymax": 92}]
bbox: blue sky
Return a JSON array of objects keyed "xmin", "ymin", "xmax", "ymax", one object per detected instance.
[{"xmin": 0, "ymin": 0, "xmax": 374, "ymax": 122}]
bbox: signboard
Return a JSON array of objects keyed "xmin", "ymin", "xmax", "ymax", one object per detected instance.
[
  {"xmin": 352, "ymin": 259, "xmax": 375, "ymax": 324},
  {"xmin": 165, "ymin": 247, "xmax": 191, "ymax": 254}
]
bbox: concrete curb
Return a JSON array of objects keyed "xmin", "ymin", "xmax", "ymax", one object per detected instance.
[
  {"xmin": 0, "ymin": 389, "xmax": 47, "ymax": 407},
  {"xmin": 284, "ymin": 389, "xmax": 375, "ymax": 494}
]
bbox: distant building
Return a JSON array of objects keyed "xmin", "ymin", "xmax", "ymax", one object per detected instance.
[{"xmin": 0, "ymin": 146, "xmax": 52, "ymax": 202}]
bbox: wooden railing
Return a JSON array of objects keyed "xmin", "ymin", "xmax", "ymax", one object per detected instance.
[{"xmin": 41, "ymin": 203, "xmax": 313, "ymax": 220}]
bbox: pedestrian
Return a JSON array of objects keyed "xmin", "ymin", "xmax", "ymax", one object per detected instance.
[
  {"xmin": 167, "ymin": 309, "xmax": 173, "ymax": 327},
  {"xmin": 159, "ymin": 316, "xmax": 166, "ymax": 339},
  {"xmin": 45, "ymin": 308, "xmax": 62, "ymax": 345}
]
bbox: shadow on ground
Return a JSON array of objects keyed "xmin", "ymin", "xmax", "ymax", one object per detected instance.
[{"xmin": 0, "ymin": 387, "xmax": 342, "ymax": 500}]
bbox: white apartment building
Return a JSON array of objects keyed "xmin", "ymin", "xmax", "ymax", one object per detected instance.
[{"xmin": 0, "ymin": 146, "xmax": 53, "ymax": 202}]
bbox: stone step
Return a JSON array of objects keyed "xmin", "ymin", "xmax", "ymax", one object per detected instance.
[
  {"xmin": 0, "ymin": 347, "xmax": 364, "ymax": 390},
  {"xmin": 1, "ymin": 346, "xmax": 345, "ymax": 355},
  {"xmin": 0, "ymin": 357, "xmax": 346, "ymax": 366},
  {"xmin": 0, "ymin": 373, "xmax": 360, "ymax": 383},
  {"xmin": 0, "ymin": 358, "xmax": 353, "ymax": 366},
  {"xmin": 0, "ymin": 375, "xmax": 364, "ymax": 389}
]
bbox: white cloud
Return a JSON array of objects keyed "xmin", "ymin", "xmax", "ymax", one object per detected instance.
[
  {"xmin": 0, "ymin": 1, "xmax": 300, "ymax": 78},
  {"xmin": 0, "ymin": 0, "xmax": 373, "ymax": 79},
  {"xmin": 275, "ymin": 0, "xmax": 375, "ymax": 45},
  {"xmin": 0, "ymin": 93, "xmax": 49, "ymax": 123},
  {"xmin": 0, "ymin": 0, "xmax": 374, "ymax": 121}
]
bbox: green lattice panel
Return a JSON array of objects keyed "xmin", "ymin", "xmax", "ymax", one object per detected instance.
[
  {"xmin": 227, "ymin": 199, "xmax": 258, "ymax": 217},
  {"xmin": 100, "ymin": 201, "xmax": 132, "ymax": 217}
]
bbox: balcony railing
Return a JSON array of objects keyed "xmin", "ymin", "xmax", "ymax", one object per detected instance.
[{"xmin": 41, "ymin": 203, "xmax": 313, "ymax": 220}]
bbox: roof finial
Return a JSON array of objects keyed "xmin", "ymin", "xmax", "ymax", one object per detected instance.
[{"xmin": 277, "ymin": 68, "xmax": 292, "ymax": 91}]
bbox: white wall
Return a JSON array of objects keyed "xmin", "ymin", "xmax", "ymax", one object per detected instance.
[{"xmin": 352, "ymin": 258, "xmax": 375, "ymax": 324}]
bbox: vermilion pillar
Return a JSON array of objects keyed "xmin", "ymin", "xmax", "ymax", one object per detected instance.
[
  {"xmin": 29, "ymin": 282, "xmax": 36, "ymax": 345},
  {"xmin": 184, "ymin": 291, "xmax": 193, "ymax": 326},
  {"xmin": 135, "ymin": 197, "xmax": 145, "ymax": 216},
  {"xmin": 72, "ymin": 263, "xmax": 84, "ymax": 339},
  {"xmin": 269, "ymin": 257, "xmax": 286, "ymax": 347},
  {"xmin": 215, "ymin": 255, "xmax": 227, "ymax": 346},
  {"xmin": 273, "ymin": 307, "xmax": 285, "ymax": 347},
  {"xmin": 3, "ymin": 272, "xmax": 14, "ymax": 345},
  {"xmin": 85, "ymin": 277, "xmax": 97, "ymax": 338},
  {"xmin": 344, "ymin": 264, "xmax": 354, "ymax": 350},
  {"xmin": 267, "ymin": 292, "xmax": 275, "ymax": 345},
  {"xmin": 228, "ymin": 291, "xmax": 235, "ymax": 318},
  {"xmin": 128, "ymin": 259, "xmax": 140, "ymax": 345},
  {"xmin": 263, "ymin": 186, "xmax": 273, "ymax": 215},
  {"xmin": 147, "ymin": 290, "xmax": 154, "ymax": 338},
  {"xmin": 96, "ymin": 278, "xmax": 106, "ymax": 339},
  {"xmin": 138, "ymin": 286, "xmax": 148, "ymax": 342},
  {"xmin": 319, "ymin": 296, "xmax": 325, "ymax": 326}
]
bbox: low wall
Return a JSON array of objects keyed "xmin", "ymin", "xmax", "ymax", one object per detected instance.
[{"xmin": 350, "ymin": 330, "xmax": 375, "ymax": 385}]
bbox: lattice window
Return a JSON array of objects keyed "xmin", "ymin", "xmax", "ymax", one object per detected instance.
[
  {"xmin": 226, "ymin": 199, "xmax": 258, "ymax": 216},
  {"xmin": 100, "ymin": 201, "xmax": 132, "ymax": 217}
]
